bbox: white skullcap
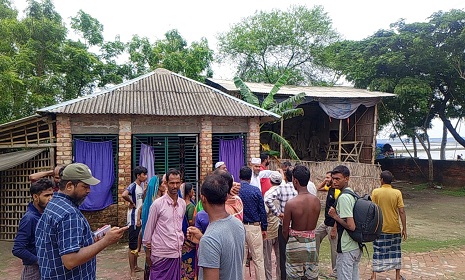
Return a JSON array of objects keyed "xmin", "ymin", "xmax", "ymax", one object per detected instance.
[
  {"xmin": 215, "ymin": 161, "xmax": 225, "ymax": 169},
  {"xmin": 251, "ymin": 157, "xmax": 261, "ymax": 165}
]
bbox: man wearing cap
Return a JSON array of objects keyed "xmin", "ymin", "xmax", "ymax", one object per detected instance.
[
  {"xmin": 250, "ymin": 156, "xmax": 273, "ymax": 195},
  {"xmin": 35, "ymin": 163, "xmax": 128, "ymax": 280},
  {"xmin": 264, "ymin": 168, "xmax": 297, "ymax": 280},
  {"xmin": 214, "ymin": 161, "xmax": 227, "ymax": 171},
  {"xmin": 263, "ymin": 171, "xmax": 283, "ymax": 280}
]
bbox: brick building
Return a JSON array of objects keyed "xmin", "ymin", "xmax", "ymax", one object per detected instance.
[{"xmin": 0, "ymin": 68, "xmax": 278, "ymax": 239}]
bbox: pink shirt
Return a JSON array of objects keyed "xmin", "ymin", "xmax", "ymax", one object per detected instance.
[{"xmin": 142, "ymin": 194, "xmax": 186, "ymax": 259}]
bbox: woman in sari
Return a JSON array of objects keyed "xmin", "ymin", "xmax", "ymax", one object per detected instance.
[{"xmin": 181, "ymin": 183, "xmax": 196, "ymax": 280}]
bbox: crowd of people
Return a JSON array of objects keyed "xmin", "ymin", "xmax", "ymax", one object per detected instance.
[{"xmin": 12, "ymin": 152, "xmax": 408, "ymax": 280}]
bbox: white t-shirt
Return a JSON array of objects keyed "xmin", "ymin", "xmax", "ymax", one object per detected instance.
[{"xmin": 307, "ymin": 181, "xmax": 317, "ymax": 196}]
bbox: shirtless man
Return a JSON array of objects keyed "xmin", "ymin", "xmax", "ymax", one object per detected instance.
[{"xmin": 283, "ymin": 165, "xmax": 321, "ymax": 280}]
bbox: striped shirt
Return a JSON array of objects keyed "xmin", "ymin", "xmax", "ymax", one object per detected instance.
[
  {"xmin": 36, "ymin": 193, "xmax": 95, "ymax": 279},
  {"xmin": 264, "ymin": 182, "xmax": 297, "ymax": 220}
]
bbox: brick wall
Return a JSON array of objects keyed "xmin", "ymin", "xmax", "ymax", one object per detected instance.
[
  {"xmin": 247, "ymin": 117, "xmax": 261, "ymax": 160},
  {"xmin": 200, "ymin": 116, "xmax": 213, "ymax": 182},
  {"xmin": 377, "ymin": 158, "xmax": 465, "ymax": 186},
  {"xmin": 56, "ymin": 114, "xmax": 72, "ymax": 165},
  {"xmin": 118, "ymin": 117, "xmax": 132, "ymax": 206},
  {"xmin": 57, "ymin": 113, "xmax": 259, "ymax": 229}
]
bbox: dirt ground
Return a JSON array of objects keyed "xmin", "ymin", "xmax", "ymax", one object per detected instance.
[{"xmin": 1, "ymin": 182, "xmax": 465, "ymax": 279}]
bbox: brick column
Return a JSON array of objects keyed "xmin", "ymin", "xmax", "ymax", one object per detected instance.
[
  {"xmin": 56, "ymin": 114, "xmax": 72, "ymax": 165},
  {"xmin": 200, "ymin": 116, "xmax": 212, "ymax": 182},
  {"xmin": 118, "ymin": 117, "xmax": 132, "ymax": 205},
  {"xmin": 247, "ymin": 117, "xmax": 260, "ymax": 161}
]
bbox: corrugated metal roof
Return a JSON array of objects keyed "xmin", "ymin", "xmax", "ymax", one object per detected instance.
[
  {"xmin": 0, "ymin": 149, "xmax": 45, "ymax": 171},
  {"xmin": 207, "ymin": 78, "xmax": 395, "ymax": 98},
  {"xmin": 38, "ymin": 69, "xmax": 280, "ymax": 120}
]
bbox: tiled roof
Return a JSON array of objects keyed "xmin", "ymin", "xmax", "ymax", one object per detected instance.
[
  {"xmin": 38, "ymin": 69, "xmax": 280, "ymax": 120},
  {"xmin": 206, "ymin": 78, "xmax": 395, "ymax": 98}
]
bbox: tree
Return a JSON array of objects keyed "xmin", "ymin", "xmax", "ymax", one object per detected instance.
[
  {"xmin": 121, "ymin": 30, "xmax": 214, "ymax": 82},
  {"xmin": 322, "ymin": 9, "xmax": 465, "ymax": 183},
  {"xmin": 234, "ymin": 71, "xmax": 306, "ymax": 160},
  {"xmin": 0, "ymin": 1, "xmax": 214, "ymax": 124},
  {"xmin": 218, "ymin": 5, "xmax": 340, "ymax": 85}
]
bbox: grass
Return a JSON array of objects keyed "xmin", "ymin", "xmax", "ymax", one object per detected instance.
[
  {"xmin": 405, "ymin": 183, "xmax": 429, "ymax": 191},
  {"xmin": 317, "ymin": 236, "xmax": 465, "ymax": 267},
  {"xmin": 440, "ymin": 187, "xmax": 465, "ymax": 197},
  {"xmin": 403, "ymin": 182, "xmax": 465, "ymax": 197},
  {"xmin": 402, "ymin": 237, "xmax": 465, "ymax": 252}
]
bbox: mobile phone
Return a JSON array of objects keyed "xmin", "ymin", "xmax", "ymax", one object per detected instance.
[{"xmin": 93, "ymin": 224, "xmax": 111, "ymax": 239}]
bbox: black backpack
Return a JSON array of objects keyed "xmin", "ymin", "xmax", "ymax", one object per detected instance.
[{"xmin": 341, "ymin": 189, "xmax": 383, "ymax": 243}]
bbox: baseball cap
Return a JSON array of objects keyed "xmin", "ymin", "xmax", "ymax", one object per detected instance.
[
  {"xmin": 269, "ymin": 171, "xmax": 282, "ymax": 185},
  {"xmin": 62, "ymin": 163, "xmax": 101, "ymax": 185},
  {"xmin": 251, "ymin": 157, "xmax": 261, "ymax": 165}
]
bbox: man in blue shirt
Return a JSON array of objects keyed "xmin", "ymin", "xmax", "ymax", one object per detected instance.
[
  {"xmin": 238, "ymin": 166, "xmax": 267, "ymax": 280},
  {"xmin": 35, "ymin": 163, "xmax": 128, "ymax": 280},
  {"xmin": 13, "ymin": 178, "xmax": 54, "ymax": 280}
]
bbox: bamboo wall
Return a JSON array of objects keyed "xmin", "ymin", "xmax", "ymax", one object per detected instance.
[
  {"xmin": 0, "ymin": 149, "xmax": 52, "ymax": 240},
  {"xmin": 271, "ymin": 160, "xmax": 382, "ymax": 201}
]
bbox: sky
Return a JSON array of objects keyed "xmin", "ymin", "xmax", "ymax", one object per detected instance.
[{"xmin": 10, "ymin": 0, "xmax": 465, "ymax": 138}]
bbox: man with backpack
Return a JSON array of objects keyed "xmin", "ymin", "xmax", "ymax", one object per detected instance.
[
  {"xmin": 370, "ymin": 170, "xmax": 407, "ymax": 280},
  {"xmin": 328, "ymin": 165, "xmax": 361, "ymax": 280}
]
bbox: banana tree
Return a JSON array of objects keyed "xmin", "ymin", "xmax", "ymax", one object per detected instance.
[{"xmin": 234, "ymin": 71, "xmax": 306, "ymax": 160}]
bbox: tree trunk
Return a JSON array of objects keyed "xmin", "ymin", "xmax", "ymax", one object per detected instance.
[
  {"xmin": 412, "ymin": 137, "xmax": 418, "ymax": 158},
  {"xmin": 439, "ymin": 113, "xmax": 465, "ymax": 147},
  {"xmin": 440, "ymin": 123, "xmax": 447, "ymax": 160},
  {"xmin": 414, "ymin": 130, "xmax": 434, "ymax": 185}
]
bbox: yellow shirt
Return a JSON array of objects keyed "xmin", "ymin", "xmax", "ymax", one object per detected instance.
[
  {"xmin": 371, "ymin": 184, "xmax": 404, "ymax": 234},
  {"xmin": 323, "ymin": 185, "xmax": 340, "ymax": 199}
]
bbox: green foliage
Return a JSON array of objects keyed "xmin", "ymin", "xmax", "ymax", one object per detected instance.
[
  {"xmin": 234, "ymin": 72, "xmax": 305, "ymax": 159},
  {"xmin": 323, "ymin": 9, "xmax": 465, "ymax": 146},
  {"xmin": 71, "ymin": 10, "xmax": 104, "ymax": 46},
  {"xmin": 0, "ymin": 1, "xmax": 214, "ymax": 124},
  {"xmin": 218, "ymin": 5, "xmax": 340, "ymax": 85}
]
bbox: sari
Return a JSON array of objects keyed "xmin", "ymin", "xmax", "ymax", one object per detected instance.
[{"xmin": 181, "ymin": 202, "xmax": 196, "ymax": 280}]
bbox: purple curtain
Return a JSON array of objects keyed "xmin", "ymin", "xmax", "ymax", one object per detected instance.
[
  {"xmin": 74, "ymin": 139, "xmax": 114, "ymax": 211},
  {"xmin": 219, "ymin": 138, "xmax": 244, "ymax": 181},
  {"xmin": 139, "ymin": 143, "xmax": 155, "ymax": 182}
]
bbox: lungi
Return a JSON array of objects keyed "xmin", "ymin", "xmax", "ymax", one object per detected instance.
[
  {"xmin": 372, "ymin": 233, "xmax": 402, "ymax": 272},
  {"xmin": 285, "ymin": 229, "xmax": 318, "ymax": 280},
  {"xmin": 150, "ymin": 257, "xmax": 181, "ymax": 280},
  {"xmin": 21, "ymin": 264, "xmax": 40, "ymax": 280}
]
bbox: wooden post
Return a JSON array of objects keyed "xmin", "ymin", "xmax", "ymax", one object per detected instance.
[
  {"xmin": 338, "ymin": 119, "xmax": 342, "ymax": 162},
  {"xmin": 372, "ymin": 104, "xmax": 378, "ymax": 164},
  {"xmin": 280, "ymin": 118, "xmax": 284, "ymax": 158}
]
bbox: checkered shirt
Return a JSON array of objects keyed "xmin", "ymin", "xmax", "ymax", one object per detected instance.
[
  {"xmin": 36, "ymin": 193, "xmax": 96, "ymax": 279},
  {"xmin": 264, "ymin": 182, "xmax": 297, "ymax": 221}
]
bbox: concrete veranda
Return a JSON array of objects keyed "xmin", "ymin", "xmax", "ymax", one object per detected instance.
[{"xmin": 2, "ymin": 241, "xmax": 465, "ymax": 279}]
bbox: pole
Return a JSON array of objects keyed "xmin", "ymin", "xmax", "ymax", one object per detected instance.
[
  {"xmin": 280, "ymin": 118, "xmax": 284, "ymax": 158},
  {"xmin": 338, "ymin": 119, "xmax": 342, "ymax": 162}
]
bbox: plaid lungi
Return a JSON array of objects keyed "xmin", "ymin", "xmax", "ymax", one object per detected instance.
[
  {"xmin": 372, "ymin": 233, "xmax": 402, "ymax": 272},
  {"xmin": 21, "ymin": 264, "xmax": 40, "ymax": 280},
  {"xmin": 285, "ymin": 229, "xmax": 318, "ymax": 280}
]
